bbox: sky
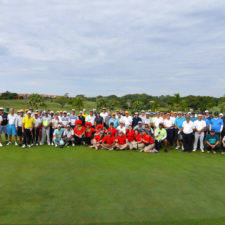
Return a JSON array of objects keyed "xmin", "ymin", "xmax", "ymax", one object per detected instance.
[{"xmin": 0, "ymin": 0, "xmax": 225, "ymax": 97}]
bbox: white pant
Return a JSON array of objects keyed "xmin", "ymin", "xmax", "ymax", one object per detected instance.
[
  {"xmin": 194, "ymin": 132, "xmax": 204, "ymax": 151},
  {"xmin": 41, "ymin": 127, "xmax": 50, "ymax": 145}
]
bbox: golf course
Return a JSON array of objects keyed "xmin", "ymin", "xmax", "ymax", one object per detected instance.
[{"xmin": 0, "ymin": 145, "xmax": 225, "ymax": 225}]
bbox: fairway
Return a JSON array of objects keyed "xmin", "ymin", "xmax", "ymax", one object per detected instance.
[{"xmin": 0, "ymin": 146, "xmax": 225, "ymax": 225}]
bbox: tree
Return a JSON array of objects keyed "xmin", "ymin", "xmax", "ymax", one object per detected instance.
[
  {"xmin": 131, "ymin": 100, "xmax": 145, "ymax": 111},
  {"xmin": 54, "ymin": 96, "xmax": 68, "ymax": 108},
  {"xmin": 72, "ymin": 97, "xmax": 84, "ymax": 111},
  {"xmin": 27, "ymin": 94, "xmax": 46, "ymax": 109},
  {"xmin": 96, "ymin": 98, "xmax": 108, "ymax": 110},
  {"xmin": 0, "ymin": 91, "xmax": 18, "ymax": 99}
]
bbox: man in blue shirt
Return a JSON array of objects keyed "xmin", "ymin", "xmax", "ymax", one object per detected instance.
[
  {"xmin": 109, "ymin": 113, "xmax": 119, "ymax": 128},
  {"xmin": 132, "ymin": 112, "xmax": 142, "ymax": 128},
  {"xmin": 210, "ymin": 112, "xmax": 224, "ymax": 137},
  {"xmin": 174, "ymin": 112, "xmax": 185, "ymax": 150},
  {"xmin": 53, "ymin": 125, "xmax": 64, "ymax": 147},
  {"xmin": 190, "ymin": 112, "xmax": 197, "ymax": 122}
]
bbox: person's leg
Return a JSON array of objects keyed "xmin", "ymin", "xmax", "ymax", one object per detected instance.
[
  {"xmin": 206, "ymin": 144, "xmax": 212, "ymax": 153},
  {"xmin": 23, "ymin": 129, "xmax": 28, "ymax": 146},
  {"xmin": 163, "ymin": 139, "xmax": 168, "ymax": 151},
  {"xmin": 46, "ymin": 127, "xmax": 50, "ymax": 145},
  {"xmin": 27, "ymin": 130, "xmax": 32, "ymax": 146},
  {"xmin": 53, "ymin": 137, "xmax": 60, "ymax": 145},
  {"xmin": 144, "ymin": 143, "xmax": 155, "ymax": 152},
  {"xmin": 137, "ymin": 143, "xmax": 145, "ymax": 151},
  {"xmin": 0, "ymin": 127, "xmax": 2, "ymax": 146},
  {"xmin": 155, "ymin": 140, "xmax": 160, "ymax": 150},
  {"xmin": 187, "ymin": 133, "xmax": 193, "ymax": 152},
  {"xmin": 4, "ymin": 125, "xmax": 8, "ymax": 143},
  {"xmin": 193, "ymin": 132, "xmax": 199, "ymax": 151},
  {"xmin": 131, "ymin": 141, "xmax": 138, "ymax": 149},
  {"xmin": 40, "ymin": 127, "xmax": 45, "ymax": 145},
  {"xmin": 183, "ymin": 134, "xmax": 188, "ymax": 152},
  {"xmin": 200, "ymin": 132, "xmax": 205, "ymax": 152},
  {"xmin": 119, "ymin": 143, "xmax": 129, "ymax": 150}
]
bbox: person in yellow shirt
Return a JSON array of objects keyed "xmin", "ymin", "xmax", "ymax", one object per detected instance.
[{"xmin": 22, "ymin": 111, "xmax": 35, "ymax": 148}]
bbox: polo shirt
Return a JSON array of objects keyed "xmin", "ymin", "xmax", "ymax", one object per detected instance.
[
  {"xmin": 122, "ymin": 116, "xmax": 133, "ymax": 129},
  {"xmin": 132, "ymin": 117, "xmax": 142, "ymax": 128},
  {"xmin": 102, "ymin": 135, "xmax": 115, "ymax": 145},
  {"xmin": 206, "ymin": 134, "xmax": 219, "ymax": 145},
  {"xmin": 109, "ymin": 118, "xmax": 119, "ymax": 128},
  {"xmin": 22, "ymin": 116, "xmax": 35, "ymax": 129},
  {"xmin": 163, "ymin": 118, "xmax": 174, "ymax": 129},
  {"xmin": 100, "ymin": 112, "xmax": 108, "ymax": 122},
  {"xmin": 8, "ymin": 114, "xmax": 17, "ymax": 125},
  {"xmin": 174, "ymin": 117, "xmax": 185, "ymax": 128},
  {"xmin": 86, "ymin": 115, "xmax": 95, "ymax": 126},
  {"xmin": 154, "ymin": 128, "xmax": 167, "ymax": 141},
  {"xmin": 182, "ymin": 121, "xmax": 194, "ymax": 134},
  {"xmin": 53, "ymin": 129, "xmax": 64, "ymax": 138},
  {"xmin": 42, "ymin": 116, "xmax": 51, "ymax": 126},
  {"xmin": 1, "ymin": 112, "xmax": 8, "ymax": 126},
  {"xmin": 190, "ymin": 117, "xmax": 197, "ymax": 122},
  {"xmin": 142, "ymin": 134, "xmax": 154, "ymax": 144},
  {"xmin": 60, "ymin": 116, "xmax": 71, "ymax": 126},
  {"xmin": 194, "ymin": 120, "xmax": 206, "ymax": 131},
  {"xmin": 63, "ymin": 129, "xmax": 74, "ymax": 138},
  {"xmin": 107, "ymin": 127, "xmax": 117, "ymax": 137},
  {"xmin": 116, "ymin": 136, "xmax": 127, "ymax": 145},
  {"xmin": 134, "ymin": 134, "xmax": 142, "ymax": 142},
  {"xmin": 95, "ymin": 116, "xmax": 103, "ymax": 125},
  {"xmin": 210, "ymin": 118, "xmax": 224, "ymax": 132},
  {"xmin": 153, "ymin": 117, "xmax": 163, "ymax": 128},
  {"xmin": 69, "ymin": 114, "xmax": 78, "ymax": 125},
  {"xmin": 126, "ymin": 130, "xmax": 135, "ymax": 142}
]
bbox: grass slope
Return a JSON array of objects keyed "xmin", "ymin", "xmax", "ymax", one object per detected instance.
[{"xmin": 0, "ymin": 145, "xmax": 224, "ymax": 225}]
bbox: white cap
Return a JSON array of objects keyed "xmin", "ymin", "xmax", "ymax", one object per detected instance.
[
  {"xmin": 27, "ymin": 111, "xmax": 32, "ymax": 114},
  {"xmin": 63, "ymin": 111, "xmax": 67, "ymax": 113},
  {"xmin": 220, "ymin": 113, "xmax": 223, "ymax": 116},
  {"xmin": 141, "ymin": 110, "xmax": 145, "ymax": 113},
  {"xmin": 0, "ymin": 107, "xmax": 3, "ymax": 110},
  {"xmin": 72, "ymin": 109, "xmax": 75, "ymax": 111},
  {"xmin": 58, "ymin": 124, "xmax": 62, "ymax": 128}
]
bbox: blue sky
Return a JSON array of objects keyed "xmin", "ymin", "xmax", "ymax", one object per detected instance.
[{"xmin": 0, "ymin": 0, "xmax": 225, "ymax": 97}]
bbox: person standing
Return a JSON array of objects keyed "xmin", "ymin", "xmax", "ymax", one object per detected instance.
[
  {"xmin": 174, "ymin": 112, "xmax": 185, "ymax": 150},
  {"xmin": 163, "ymin": 113, "xmax": 175, "ymax": 146},
  {"xmin": 182, "ymin": 116, "xmax": 194, "ymax": 152},
  {"xmin": 210, "ymin": 112, "xmax": 224, "ymax": 138},
  {"xmin": 94, "ymin": 112, "xmax": 104, "ymax": 127},
  {"xmin": 104, "ymin": 111, "xmax": 111, "ymax": 129},
  {"xmin": 69, "ymin": 109, "xmax": 78, "ymax": 129},
  {"xmin": 33, "ymin": 112, "xmax": 42, "ymax": 146},
  {"xmin": 40, "ymin": 111, "xmax": 51, "ymax": 145},
  {"xmin": 193, "ymin": 114, "xmax": 206, "ymax": 152},
  {"xmin": 0, "ymin": 108, "xmax": 8, "ymax": 144},
  {"xmin": 7, "ymin": 108, "xmax": 18, "ymax": 146},
  {"xmin": 86, "ymin": 110, "xmax": 95, "ymax": 127},
  {"xmin": 22, "ymin": 111, "xmax": 35, "ymax": 148},
  {"xmin": 16, "ymin": 109, "xmax": 25, "ymax": 146},
  {"xmin": 100, "ymin": 108, "xmax": 108, "ymax": 123},
  {"xmin": 132, "ymin": 112, "xmax": 142, "ymax": 128},
  {"xmin": 122, "ymin": 111, "xmax": 133, "ymax": 129}
]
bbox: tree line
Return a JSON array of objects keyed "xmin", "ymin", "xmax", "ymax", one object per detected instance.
[{"xmin": 0, "ymin": 91, "xmax": 225, "ymax": 113}]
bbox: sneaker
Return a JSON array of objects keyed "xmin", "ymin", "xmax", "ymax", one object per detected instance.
[
  {"xmin": 51, "ymin": 142, "xmax": 54, "ymax": 146},
  {"xmin": 36, "ymin": 143, "xmax": 39, "ymax": 146},
  {"xmin": 213, "ymin": 151, "xmax": 216, "ymax": 154},
  {"xmin": 207, "ymin": 151, "xmax": 210, "ymax": 153},
  {"xmin": 175, "ymin": 146, "xmax": 180, "ymax": 150},
  {"xmin": 27, "ymin": 145, "xmax": 31, "ymax": 148},
  {"xmin": 55, "ymin": 144, "xmax": 58, "ymax": 147},
  {"xmin": 193, "ymin": 149, "xmax": 196, "ymax": 152},
  {"xmin": 22, "ymin": 144, "xmax": 26, "ymax": 148},
  {"xmin": 0, "ymin": 143, "xmax": 2, "ymax": 147},
  {"xmin": 182, "ymin": 146, "xmax": 184, "ymax": 151},
  {"xmin": 221, "ymin": 152, "xmax": 225, "ymax": 155},
  {"xmin": 31, "ymin": 144, "xmax": 33, "ymax": 147},
  {"xmin": 6, "ymin": 142, "xmax": 11, "ymax": 146},
  {"xmin": 15, "ymin": 142, "xmax": 18, "ymax": 146},
  {"xmin": 201, "ymin": 149, "xmax": 204, "ymax": 153},
  {"xmin": 48, "ymin": 143, "xmax": 50, "ymax": 146},
  {"xmin": 72, "ymin": 143, "xmax": 75, "ymax": 147}
]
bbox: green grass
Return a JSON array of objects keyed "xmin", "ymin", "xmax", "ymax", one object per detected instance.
[
  {"xmin": 0, "ymin": 99, "xmax": 96, "ymax": 112},
  {"xmin": 0, "ymin": 143, "xmax": 225, "ymax": 225}
]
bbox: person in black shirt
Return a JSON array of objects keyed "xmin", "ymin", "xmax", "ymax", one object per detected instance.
[
  {"xmin": 78, "ymin": 111, "xmax": 85, "ymax": 126},
  {"xmin": 132, "ymin": 112, "xmax": 142, "ymax": 128},
  {"xmin": 95, "ymin": 112, "xmax": 104, "ymax": 127},
  {"xmin": 0, "ymin": 108, "xmax": 8, "ymax": 144}
]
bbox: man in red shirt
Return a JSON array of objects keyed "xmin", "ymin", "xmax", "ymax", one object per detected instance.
[
  {"xmin": 130, "ymin": 130, "xmax": 144, "ymax": 150},
  {"xmin": 101, "ymin": 131, "xmax": 115, "ymax": 150},
  {"xmin": 107, "ymin": 122, "xmax": 117, "ymax": 138},
  {"xmin": 74, "ymin": 120, "xmax": 85, "ymax": 145},
  {"xmin": 115, "ymin": 131, "xmax": 128, "ymax": 150},
  {"xmin": 141, "ymin": 130, "xmax": 157, "ymax": 153}
]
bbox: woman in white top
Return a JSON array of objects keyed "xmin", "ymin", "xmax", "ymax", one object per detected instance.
[
  {"xmin": 182, "ymin": 115, "xmax": 194, "ymax": 152},
  {"xmin": 117, "ymin": 121, "xmax": 126, "ymax": 135}
]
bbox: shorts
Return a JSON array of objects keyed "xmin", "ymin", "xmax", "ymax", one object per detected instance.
[
  {"xmin": 17, "ymin": 127, "xmax": 23, "ymax": 136},
  {"xmin": 0, "ymin": 125, "xmax": 8, "ymax": 135},
  {"xmin": 7, "ymin": 125, "xmax": 17, "ymax": 136}
]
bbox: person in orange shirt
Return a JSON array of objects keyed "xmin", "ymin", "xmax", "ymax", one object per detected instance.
[
  {"xmin": 89, "ymin": 130, "xmax": 104, "ymax": 150},
  {"xmin": 141, "ymin": 130, "xmax": 157, "ymax": 153},
  {"xmin": 73, "ymin": 120, "xmax": 85, "ymax": 145},
  {"xmin": 101, "ymin": 131, "xmax": 115, "ymax": 150},
  {"xmin": 107, "ymin": 122, "xmax": 117, "ymax": 138},
  {"xmin": 115, "ymin": 131, "xmax": 128, "ymax": 150},
  {"xmin": 84, "ymin": 122, "xmax": 95, "ymax": 145},
  {"xmin": 126, "ymin": 125, "xmax": 135, "ymax": 149}
]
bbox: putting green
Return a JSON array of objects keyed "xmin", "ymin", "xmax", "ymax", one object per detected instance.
[{"xmin": 0, "ymin": 145, "xmax": 224, "ymax": 225}]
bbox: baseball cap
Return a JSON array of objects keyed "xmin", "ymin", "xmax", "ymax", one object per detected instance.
[
  {"xmin": 138, "ymin": 121, "xmax": 142, "ymax": 124},
  {"xmin": 0, "ymin": 107, "xmax": 3, "ymax": 110},
  {"xmin": 27, "ymin": 111, "xmax": 31, "ymax": 114},
  {"xmin": 135, "ymin": 112, "xmax": 139, "ymax": 115},
  {"xmin": 58, "ymin": 124, "xmax": 62, "ymax": 128},
  {"xmin": 66, "ymin": 125, "xmax": 70, "ymax": 128},
  {"xmin": 220, "ymin": 113, "xmax": 223, "ymax": 116},
  {"xmin": 141, "ymin": 110, "xmax": 145, "ymax": 113},
  {"xmin": 210, "ymin": 129, "xmax": 215, "ymax": 133},
  {"xmin": 72, "ymin": 109, "xmax": 75, "ymax": 111},
  {"xmin": 79, "ymin": 111, "xmax": 83, "ymax": 114},
  {"xmin": 63, "ymin": 111, "xmax": 67, "ymax": 113},
  {"xmin": 214, "ymin": 112, "xmax": 219, "ymax": 116}
]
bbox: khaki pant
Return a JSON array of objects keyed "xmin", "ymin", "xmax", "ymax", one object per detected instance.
[
  {"xmin": 131, "ymin": 141, "xmax": 145, "ymax": 150},
  {"xmin": 144, "ymin": 143, "xmax": 155, "ymax": 152}
]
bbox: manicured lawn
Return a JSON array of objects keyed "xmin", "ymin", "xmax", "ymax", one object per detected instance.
[{"xmin": 0, "ymin": 145, "xmax": 225, "ymax": 225}]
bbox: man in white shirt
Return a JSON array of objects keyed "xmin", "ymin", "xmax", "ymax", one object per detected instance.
[
  {"xmin": 193, "ymin": 114, "xmax": 206, "ymax": 152},
  {"xmin": 122, "ymin": 111, "xmax": 133, "ymax": 129},
  {"xmin": 7, "ymin": 108, "xmax": 18, "ymax": 146},
  {"xmin": 117, "ymin": 121, "xmax": 126, "ymax": 135},
  {"xmin": 182, "ymin": 115, "xmax": 194, "ymax": 152},
  {"xmin": 144, "ymin": 113, "xmax": 152, "ymax": 127},
  {"xmin": 69, "ymin": 109, "xmax": 78, "ymax": 128},
  {"xmin": 153, "ymin": 113, "xmax": 163, "ymax": 129},
  {"xmin": 33, "ymin": 112, "xmax": 42, "ymax": 146},
  {"xmin": 163, "ymin": 113, "xmax": 175, "ymax": 146},
  {"xmin": 139, "ymin": 110, "xmax": 146, "ymax": 123},
  {"xmin": 63, "ymin": 125, "xmax": 75, "ymax": 146},
  {"xmin": 60, "ymin": 111, "xmax": 71, "ymax": 128},
  {"xmin": 86, "ymin": 110, "xmax": 96, "ymax": 127},
  {"xmin": 100, "ymin": 108, "xmax": 108, "ymax": 122},
  {"xmin": 16, "ymin": 109, "xmax": 24, "ymax": 146}
]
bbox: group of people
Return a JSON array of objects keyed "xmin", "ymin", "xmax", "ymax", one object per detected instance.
[{"xmin": 0, "ymin": 107, "xmax": 225, "ymax": 154}]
